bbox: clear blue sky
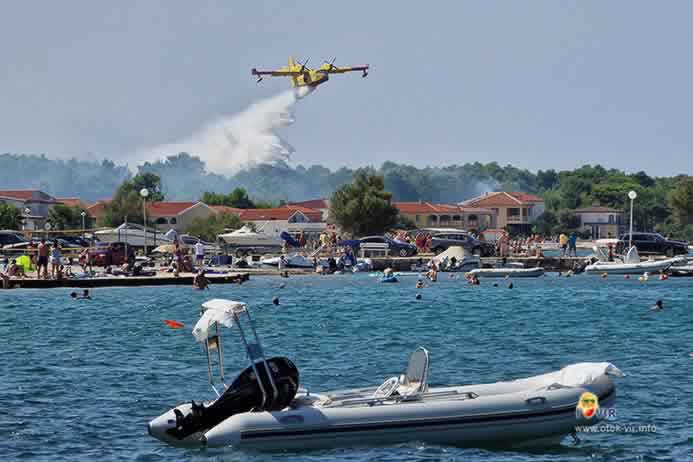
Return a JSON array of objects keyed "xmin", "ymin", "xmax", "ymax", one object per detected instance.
[{"xmin": 2, "ymin": 1, "xmax": 692, "ymax": 175}]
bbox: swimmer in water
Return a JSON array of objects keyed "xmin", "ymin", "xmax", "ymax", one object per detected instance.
[
  {"xmin": 70, "ymin": 289, "xmax": 91, "ymax": 300},
  {"xmin": 416, "ymin": 280, "xmax": 425, "ymax": 289},
  {"xmin": 193, "ymin": 270, "xmax": 210, "ymax": 290},
  {"xmin": 651, "ymin": 300, "xmax": 664, "ymax": 311}
]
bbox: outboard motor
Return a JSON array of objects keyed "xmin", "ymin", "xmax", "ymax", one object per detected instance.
[
  {"xmin": 165, "ymin": 357, "xmax": 299, "ymax": 441},
  {"xmin": 148, "ymin": 299, "xmax": 299, "ymax": 446}
]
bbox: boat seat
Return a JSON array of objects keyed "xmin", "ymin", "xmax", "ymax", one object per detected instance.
[{"xmin": 396, "ymin": 347, "xmax": 430, "ymax": 399}]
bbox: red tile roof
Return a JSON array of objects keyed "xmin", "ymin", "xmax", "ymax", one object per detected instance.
[
  {"xmin": 238, "ymin": 207, "xmax": 323, "ymax": 222},
  {"xmin": 288, "ymin": 199, "xmax": 329, "ymax": 209},
  {"xmin": 0, "ymin": 190, "xmax": 58, "ymax": 203},
  {"xmin": 86, "ymin": 200, "xmax": 111, "ymax": 217},
  {"xmin": 147, "ymin": 202, "xmax": 198, "ymax": 216},
  {"xmin": 462, "ymin": 192, "xmax": 544, "ymax": 207},
  {"xmin": 56, "ymin": 197, "xmax": 90, "ymax": 208},
  {"xmin": 210, "ymin": 205, "xmax": 243, "ymax": 216},
  {"xmin": 0, "ymin": 190, "xmax": 39, "ymax": 200}
]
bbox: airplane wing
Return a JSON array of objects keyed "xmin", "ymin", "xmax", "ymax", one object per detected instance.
[
  {"xmin": 318, "ymin": 64, "xmax": 369, "ymax": 76},
  {"xmin": 251, "ymin": 67, "xmax": 302, "ymax": 77}
]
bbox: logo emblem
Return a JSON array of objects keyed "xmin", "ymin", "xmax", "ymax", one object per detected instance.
[{"xmin": 576, "ymin": 392, "xmax": 600, "ymax": 419}]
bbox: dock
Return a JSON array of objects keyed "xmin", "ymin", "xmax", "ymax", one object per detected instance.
[{"xmin": 7, "ymin": 272, "xmax": 250, "ymax": 289}]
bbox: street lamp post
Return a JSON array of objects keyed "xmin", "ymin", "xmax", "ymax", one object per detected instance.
[
  {"xmin": 628, "ymin": 190, "xmax": 637, "ymax": 250},
  {"xmin": 140, "ymin": 188, "xmax": 149, "ymax": 255},
  {"xmin": 80, "ymin": 211, "xmax": 86, "ymax": 239},
  {"xmin": 23, "ymin": 208, "xmax": 31, "ymax": 231}
]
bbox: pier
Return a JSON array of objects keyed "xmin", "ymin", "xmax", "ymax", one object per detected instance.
[{"xmin": 7, "ymin": 272, "xmax": 249, "ymax": 289}]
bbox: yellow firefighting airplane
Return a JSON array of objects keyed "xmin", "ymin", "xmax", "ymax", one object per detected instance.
[{"xmin": 251, "ymin": 57, "xmax": 369, "ymax": 88}]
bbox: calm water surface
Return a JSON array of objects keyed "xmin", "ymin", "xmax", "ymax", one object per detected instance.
[{"xmin": 1, "ymin": 273, "xmax": 691, "ymax": 461}]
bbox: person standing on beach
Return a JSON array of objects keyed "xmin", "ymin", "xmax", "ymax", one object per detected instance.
[
  {"xmin": 568, "ymin": 232, "xmax": 578, "ymax": 257},
  {"xmin": 194, "ymin": 240, "xmax": 205, "ymax": 268},
  {"xmin": 50, "ymin": 240, "xmax": 62, "ymax": 279},
  {"xmin": 173, "ymin": 242, "xmax": 182, "ymax": 277},
  {"xmin": 559, "ymin": 233, "xmax": 568, "ymax": 257},
  {"xmin": 37, "ymin": 238, "xmax": 49, "ymax": 279}
]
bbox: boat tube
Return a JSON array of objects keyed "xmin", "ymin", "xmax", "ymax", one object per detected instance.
[
  {"xmin": 467, "ymin": 267, "xmax": 545, "ymax": 278},
  {"xmin": 148, "ymin": 299, "xmax": 624, "ymax": 451}
]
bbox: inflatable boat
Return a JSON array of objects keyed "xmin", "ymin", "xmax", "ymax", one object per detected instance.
[
  {"xmin": 584, "ymin": 246, "xmax": 686, "ymax": 275},
  {"xmin": 148, "ymin": 299, "xmax": 623, "ymax": 450},
  {"xmin": 467, "ymin": 267, "xmax": 545, "ymax": 278}
]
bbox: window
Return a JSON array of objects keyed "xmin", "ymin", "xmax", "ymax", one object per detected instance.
[
  {"xmin": 608, "ymin": 215, "xmax": 614, "ymax": 224},
  {"xmin": 508, "ymin": 208, "xmax": 521, "ymax": 216},
  {"xmin": 169, "ymin": 217, "xmax": 177, "ymax": 224},
  {"xmin": 415, "ymin": 215, "xmax": 420, "ymax": 223},
  {"xmin": 155, "ymin": 217, "xmax": 168, "ymax": 225}
]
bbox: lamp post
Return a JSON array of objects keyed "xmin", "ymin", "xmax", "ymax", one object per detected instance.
[
  {"xmin": 140, "ymin": 188, "xmax": 149, "ymax": 255},
  {"xmin": 628, "ymin": 190, "xmax": 637, "ymax": 250},
  {"xmin": 23, "ymin": 208, "xmax": 31, "ymax": 231},
  {"xmin": 80, "ymin": 211, "xmax": 86, "ymax": 239}
]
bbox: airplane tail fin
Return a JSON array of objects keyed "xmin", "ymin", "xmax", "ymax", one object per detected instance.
[{"xmin": 288, "ymin": 56, "xmax": 299, "ymax": 87}]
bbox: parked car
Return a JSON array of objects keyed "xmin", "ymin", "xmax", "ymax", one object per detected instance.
[
  {"xmin": 56, "ymin": 235, "xmax": 92, "ymax": 248},
  {"xmin": 616, "ymin": 232, "xmax": 688, "ymax": 257},
  {"xmin": 88, "ymin": 242, "xmax": 136, "ymax": 267},
  {"xmin": 429, "ymin": 231, "xmax": 496, "ymax": 257},
  {"xmin": 0, "ymin": 231, "xmax": 27, "ymax": 248},
  {"xmin": 3, "ymin": 237, "xmax": 75, "ymax": 251},
  {"xmin": 358, "ymin": 235, "xmax": 418, "ymax": 257}
]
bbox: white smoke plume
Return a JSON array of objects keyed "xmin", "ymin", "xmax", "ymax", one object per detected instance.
[{"xmin": 138, "ymin": 87, "xmax": 313, "ymax": 175}]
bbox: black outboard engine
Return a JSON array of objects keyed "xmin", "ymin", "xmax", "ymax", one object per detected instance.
[{"xmin": 166, "ymin": 357, "xmax": 299, "ymax": 440}]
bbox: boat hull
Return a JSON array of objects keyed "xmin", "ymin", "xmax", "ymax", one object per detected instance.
[
  {"xmin": 585, "ymin": 260, "xmax": 674, "ymax": 274},
  {"xmin": 468, "ymin": 267, "xmax": 545, "ymax": 278},
  {"xmin": 202, "ymin": 378, "xmax": 615, "ymax": 450}
]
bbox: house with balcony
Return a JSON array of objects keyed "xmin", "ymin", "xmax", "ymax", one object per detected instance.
[
  {"xmin": 0, "ymin": 189, "xmax": 62, "ymax": 230},
  {"xmin": 288, "ymin": 199, "xmax": 330, "ymax": 221},
  {"xmin": 460, "ymin": 192, "xmax": 545, "ymax": 234},
  {"xmin": 574, "ymin": 206, "xmax": 625, "ymax": 239},
  {"xmin": 394, "ymin": 202, "xmax": 497, "ymax": 231}
]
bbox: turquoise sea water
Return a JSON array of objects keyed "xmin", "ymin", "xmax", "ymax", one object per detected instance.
[{"xmin": 1, "ymin": 273, "xmax": 692, "ymax": 461}]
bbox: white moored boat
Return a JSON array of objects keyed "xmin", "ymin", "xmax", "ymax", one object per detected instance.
[
  {"xmin": 94, "ymin": 223, "xmax": 173, "ymax": 247},
  {"xmin": 260, "ymin": 253, "xmax": 315, "ymax": 269},
  {"xmin": 217, "ymin": 226, "xmax": 283, "ymax": 248},
  {"xmin": 148, "ymin": 299, "xmax": 623, "ymax": 450},
  {"xmin": 585, "ymin": 246, "xmax": 686, "ymax": 275},
  {"xmin": 467, "ymin": 267, "xmax": 545, "ymax": 278}
]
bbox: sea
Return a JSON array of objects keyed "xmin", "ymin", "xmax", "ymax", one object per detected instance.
[{"xmin": 1, "ymin": 273, "xmax": 691, "ymax": 461}]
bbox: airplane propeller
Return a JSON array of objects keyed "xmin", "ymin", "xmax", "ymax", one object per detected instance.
[
  {"xmin": 323, "ymin": 57, "xmax": 337, "ymax": 70},
  {"xmin": 299, "ymin": 58, "xmax": 309, "ymax": 73}
]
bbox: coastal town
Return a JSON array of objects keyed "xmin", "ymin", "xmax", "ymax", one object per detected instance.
[{"xmin": 3, "ymin": 2, "xmax": 693, "ymax": 460}]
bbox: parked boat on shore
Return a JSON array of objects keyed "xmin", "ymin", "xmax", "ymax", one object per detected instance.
[
  {"xmin": 148, "ymin": 299, "xmax": 623, "ymax": 450},
  {"xmin": 94, "ymin": 223, "xmax": 173, "ymax": 247}
]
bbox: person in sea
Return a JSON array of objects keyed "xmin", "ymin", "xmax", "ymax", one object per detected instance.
[
  {"xmin": 70, "ymin": 289, "xmax": 91, "ymax": 300},
  {"xmin": 193, "ymin": 269, "xmax": 210, "ymax": 290},
  {"xmin": 37, "ymin": 238, "xmax": 50, "ymax": 279}
]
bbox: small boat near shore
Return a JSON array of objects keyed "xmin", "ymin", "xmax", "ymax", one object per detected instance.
[
  {"xmin": 584, "ymin": 246, "xmax": 686, "ymax": 275},
  {"xmin": 148, "ymin": 299, "xmax": 623, "ymax": 450},
  {"xmin": 467, "ymin": 267, "xmax": 545, "ymax": 278},
  {"xmin": 260, "ymin": 253, "xmax": 315, "ymax": 269}
]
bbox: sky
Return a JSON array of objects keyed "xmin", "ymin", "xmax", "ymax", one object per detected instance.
[{"xmin": 1, "ymin": 1, "xmax": 692, "ymax": 176}]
